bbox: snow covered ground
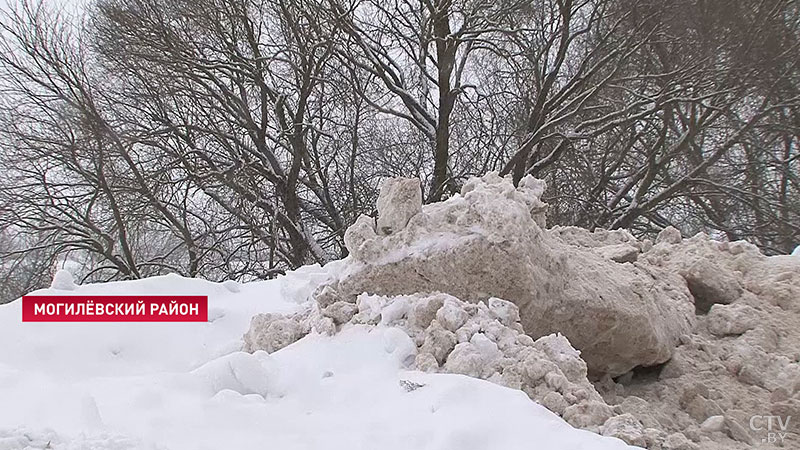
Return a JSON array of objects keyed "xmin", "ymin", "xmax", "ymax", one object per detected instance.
[{"xmin": 0, "ymin": 267, "xmax": 637, "ymax": 449}]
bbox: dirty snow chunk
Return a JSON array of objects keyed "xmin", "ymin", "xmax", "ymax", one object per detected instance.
[
  {"xmin": 663, "ymin": 432, "xmax": 698, "ymax": 450},
  {"xmin": 602, "ymin": 414, "xmax": 647, "ymax": 447},
  {"xmin": 322, "ymin": 301, "xmax": 358, "ymax": 325},
  {"xmin": 742, "ymin": 255, "xmax": 800, "ymax": 311},
  {"xmin": 534, "ymin": 333, "xmax": 582, "ymax": 360},
  {"xmin": 443, "ymin": 341, "xmax": 494, "ymax": 378},
  {"xmin": 793, "ymin": 245, "xmax": 800, "ymax": 257},
  {"xmin": 488, "ymin": 297, "xmax": 520, "ymax": 326},
  {"xmin": 656, "ymin": 226, "xmax": 682, "ymax": 245},
  {"xmin": 679, "ymin": 258, "xmax": 743, "ymax": 313},
  {"xmin": 408, "ymin": 294, "xmax": 445, "ymax": 329},
  {"xmin": 596, "ymin": 243, "xmax": 640, "ymax": 263},
  {"xmin": 51, "ymin": 269, "xmax": 78, "ymax": 291},
  {"xmin": 706, "ymin": 303, "xmax": 758, "ymax": 336},
  {"xmin": 541, "ymin": 391, "xmax": 569, "ymax": 415},
  {"xmin": 516, "ymin": 175, "xmax": 549, "ymax": 228},
  {"xmin": 376, "ymin": 177, "xmax": 422, "ymax": 236},
  {"xmin": 436, "ymin": 298, "xmax": 469, "ymax": 332},
  {"xmin": 243, "ymin": 313, "xmax": 308, "ymax": 353},
  {"xmin": 533, "ymin": 333, "xmax": 587, "ymax": 382},
  {"xmin": 546, "ymin": 248, "xmax": 693, "ymax": 375},
  {"xmin": 192, "ymin": 351, "xmax": 281, "ymax": 397},
  {"xmin": 420, "ymin": 320, "xmax": 456, "ymax": 364},
  {"xmin": 562, "ymin": 401, "xmax": 615, "ymax": 428}
]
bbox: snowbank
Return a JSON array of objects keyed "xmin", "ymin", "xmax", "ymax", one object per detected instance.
[
  {"xmin": 253, "ymin": 172, "xmax": 799, "ymax": 449},
  {"xmin": 0, "ymin": 270, "xmax": 636, "ymax": 449}
]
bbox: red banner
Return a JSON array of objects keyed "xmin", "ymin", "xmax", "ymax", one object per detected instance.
[{"xmin": 21, "ymin": 296, "xmax": 208, "ymax": 322}]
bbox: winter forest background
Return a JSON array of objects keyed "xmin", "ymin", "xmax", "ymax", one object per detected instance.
[{"xmin": 0, "ymin": 0, "xmax": 797, "ymax": 303}]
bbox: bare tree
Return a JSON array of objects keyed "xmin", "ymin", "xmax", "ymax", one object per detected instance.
[{"xmin": 0, "ymin": 0, "xmax": 796, "ymax": 300}]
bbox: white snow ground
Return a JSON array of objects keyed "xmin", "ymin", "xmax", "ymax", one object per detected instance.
[{"xmin": 0, "ymin": 266, "xmax": 637, "ymax": 449}]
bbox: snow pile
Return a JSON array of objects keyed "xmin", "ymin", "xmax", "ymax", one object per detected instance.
[
  {"xmin": 247, "ymin": 289, "xmax": 717, "ymax": 449},
  {"xmin": 0, "ymin": 268, "xmax": 637, "ymax": 449},
  {"xmin": 5, "ymin": 172, "xmax": 799, "ymax": 450},
  {"xmin": 593, "ymin": 232, "xmax": 800, "ymax": 449},
  {"xmin": 246, "ymin": 294, "xmax": 619, "ymax": 426},
  {"xmin": 242, "ymin": 172, "xmax": 800, "ymax": 449},
  {"xmin": 317, "ymin": 173, "xmax": 695, "ymax": 376}
]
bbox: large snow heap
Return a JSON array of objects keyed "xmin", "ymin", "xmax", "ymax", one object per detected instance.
[
  {"xmin": 244, "ymin": 172, "xmax": 800, "ymax": 450},
  {"xmin": 317, "ymin": 173, "xmax": 695, "ymax": 376}
]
